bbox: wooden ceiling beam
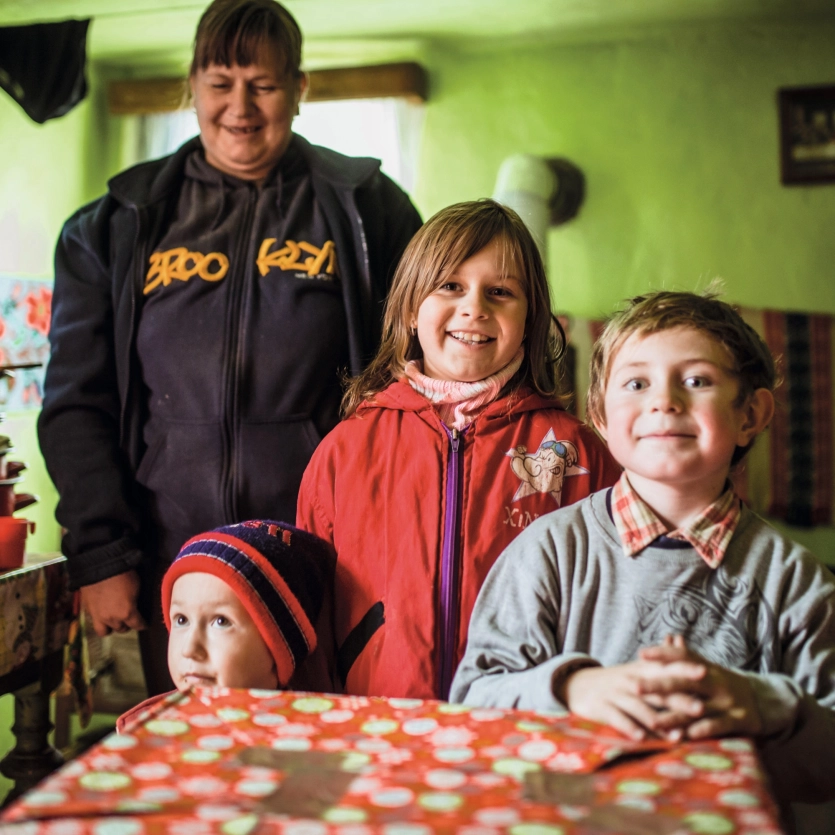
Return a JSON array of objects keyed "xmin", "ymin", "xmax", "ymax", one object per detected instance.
[{"xmin": 108, "ymin": 61, "xmax": 428, "ymax": 115}]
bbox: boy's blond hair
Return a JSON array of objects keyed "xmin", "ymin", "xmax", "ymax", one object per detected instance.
[
  {"xmin": 587, "ymin": 290, "xmax": 777, "ymax": 465},
  {"xmin": 342, "ymin": 199, "xmax": 566, "ymax": 417}
]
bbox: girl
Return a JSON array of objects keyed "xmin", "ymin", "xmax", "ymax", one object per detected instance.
[{"xmin": 297, "ymin": 200, "xmax": 620, "ymax": 699}]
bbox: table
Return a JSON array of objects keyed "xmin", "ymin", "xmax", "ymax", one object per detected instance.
[
  {"xmin": 0, "ymin": 687, "xmax": 784, "ymax": 834},
  {"xmin": 0, "ymin": 554, "xmax": 74, "ymax": 801}
]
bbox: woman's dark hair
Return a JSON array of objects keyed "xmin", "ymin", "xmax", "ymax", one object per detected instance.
[{"xmin": 190, "ymin": 0, "xmax": 303, "ymax": 78}]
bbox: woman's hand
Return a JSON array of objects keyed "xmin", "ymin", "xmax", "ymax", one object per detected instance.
[{"xmin": 81, "ymin": 571, "xmax": 146, "ymax": 636}]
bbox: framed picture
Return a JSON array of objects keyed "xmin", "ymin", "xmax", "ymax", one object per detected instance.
[{"xmin": 778, "ymin": 85, "xmax": 835, "ymax": 185}]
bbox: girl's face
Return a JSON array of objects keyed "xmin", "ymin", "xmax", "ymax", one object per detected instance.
[{"xmin": 412, "ymin": 238, "xmax": 528, "ymax": 383}]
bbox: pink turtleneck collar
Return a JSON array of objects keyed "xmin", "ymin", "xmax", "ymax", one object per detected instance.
[{"xmin": 404, "ymin": 348, "xmax": 524, "ymax": 430}]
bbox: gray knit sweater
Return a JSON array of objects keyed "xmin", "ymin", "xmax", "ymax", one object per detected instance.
[{"xmin": 450, "ymin": 488, "xmax": 835, "ymax": 805}]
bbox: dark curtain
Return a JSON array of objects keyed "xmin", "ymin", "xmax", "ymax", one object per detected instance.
[{"xmin": 0, "ymin": 19, "xmax": 91, "ymax": 124}]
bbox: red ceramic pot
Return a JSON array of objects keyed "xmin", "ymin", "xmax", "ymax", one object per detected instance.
[{"xmin": 0, "ymin": 517, "xmax": 35, "ymax": 570}]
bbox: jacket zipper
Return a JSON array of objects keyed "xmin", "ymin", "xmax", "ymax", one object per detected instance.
[
  {"xmin": 439, "ymin": 425, "xmax": 464, "ymax": 699},
  {"xmin": 122, "ymin": 205, "xmax": 149, "ymax": 450},
  {"xmin": 221, "ymin": 189, "xmax": 257, "ymax": 521}
]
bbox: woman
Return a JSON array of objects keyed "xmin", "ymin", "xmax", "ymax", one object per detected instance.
[{"xmin": 38, "ymin": 0, "xmax": 422, "ymax": 694}]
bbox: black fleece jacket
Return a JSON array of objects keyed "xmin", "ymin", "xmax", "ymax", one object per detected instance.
[{"xmin": 38, "ymin": 135, "xmax": 422, "ymax": 590}]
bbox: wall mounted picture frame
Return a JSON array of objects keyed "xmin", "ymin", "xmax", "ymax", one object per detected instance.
[{"xmin": 778, "ymin": 84, "xmax": 835, "ymax": 185}]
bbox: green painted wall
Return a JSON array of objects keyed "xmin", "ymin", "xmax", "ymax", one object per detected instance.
[
  {"xmin": 0, "ymin": 96, "xmax": 82, "ymax": 556},
  {"xmin": 0, "ymin": 65, "xmax": 121, "ymax": 799},
  {"xmin": 0, "ymin": 64, "xmax": 122, "ymax": 559},
  {"xmin": 414, "ymin": 18, "xmax": 835, "ymax": 560},
  {"xmin": 416, "ymin": 20, "xmax": 835, "ymax": 318},
  {"xmin": 6, "ymin": 18, "xmax": 834, "ymax": 563}
]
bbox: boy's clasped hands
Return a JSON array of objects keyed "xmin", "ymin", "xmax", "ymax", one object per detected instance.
[{"xmin": 556, "ymin": 634, "xmax": 762, "ymax": 742}]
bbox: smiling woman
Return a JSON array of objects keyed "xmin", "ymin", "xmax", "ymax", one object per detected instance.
[
  {"xmin": 189, "ymin": 0, "xmax": 307, "ymax": 181},
  {"xmin": 37, "ymin": 0, "xmax": 421, "ymax": 701},
  {"xmin": 191, "ymin": 60, "xmax": 305, "ymax": 182}
]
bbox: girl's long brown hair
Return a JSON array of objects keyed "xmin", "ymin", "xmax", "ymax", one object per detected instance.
[{"xmin": 342, "ymin": 199, "xmax": 566, "ymax": 417}]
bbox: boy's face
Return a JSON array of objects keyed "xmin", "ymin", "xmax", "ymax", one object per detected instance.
[
  {"xmin": 168, "ymin": 572, "xmax": 278, "ymax": 692},
  {"xmin": 594, "ymin": 326, "xmax": 772, "ymax": 504}
]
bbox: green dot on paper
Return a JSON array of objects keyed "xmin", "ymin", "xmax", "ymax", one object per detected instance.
[
  {"xmin": 79, "ymin": 772, "xmax": 132, "ymax": 791},
  {"xmin": 683, "ymin": 812, "xmax": 735, "ymax": 834},
  {"xmin": 217, "ymin": 708, "xmax": 250, "ymax": 722},
  {"xmin": 718, "ymin": 790, "xmax": 759, "ymax": 808},
  {"xmin": 685, "ymin": 753, "xmax": 734, "ymax": 771},
  {"xmin": 418, "ymin": 792, "xmax": 463, "ymax": 812},
  {"xmin": 437, "ymin": 703, "xmax": 470, "ymax": 714},
  {"xmin": 508, "ymin": 824, "xmax": 565, "ymax": 835},
  {"xmin": 145, "ymin": 719, "xmax": 190, "ymax": 737},
  {"xmin": 492, "ymin": 758, "xmax": 542, "ymax": 780},
  {"xmin": 361, "ymin": 719, "xmax": 399, "ymax": 735},
  {"xmin": 116, "ymin": 800, "xmax": 162, "ymax": 813},
  {"xmin": 515, "ymin": 721, "xmax": 549, "ymax": 733},
  {"xmin": 102, "ymin": 734, "xmax": 138, "ymax": 750},
  {"xmin": 388, "ymin": 698, "xmax": 423, "ymax": 710},
  {"xmin": 341, "ymin": 752, "xmax": 372, "ymax": 771},
  {"xmin": 182, "ymin": 748, "xmax": 221, "ymax": 763},
  {"xmin": 292, "ymin": 696, "xmax": 334, "ymax": 713},
  {"xmin": 221, "ymin": 814, "xmax": 261, "ymax": 835},
  {"xmin": 616, "ymin": 779, "xmax": 662, "ymax": 796},
  {"xmin": 718, "ymin": 738, "xmax": 752, "ymax": 753},
  {"xmin": 323, "ymin": 806, "xmax": 368, "ymax": 823}
]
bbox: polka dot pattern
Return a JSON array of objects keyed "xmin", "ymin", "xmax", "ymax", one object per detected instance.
[{"xmin": 2, "ymin": 690, "xmax": 781, "ymax": 834}]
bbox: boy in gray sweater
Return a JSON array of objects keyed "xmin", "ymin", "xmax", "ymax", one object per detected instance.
[{"xmin": 451, "ymin": 290, "xmax": 835, "ymax": 808}]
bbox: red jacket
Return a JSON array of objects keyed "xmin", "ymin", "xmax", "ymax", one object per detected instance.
[{"xmin": 297, "ymin": 381, "xmax": 621, "ymax": 699}]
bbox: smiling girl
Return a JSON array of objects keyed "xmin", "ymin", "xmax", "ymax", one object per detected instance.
[{"xmin": 297, "ymin": 199, "xmax": 621, "ymax": 699}]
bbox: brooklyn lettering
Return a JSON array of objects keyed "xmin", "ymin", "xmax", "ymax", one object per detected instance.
[
  {"xmin": 144, "ymin": 247, "xmax": 229, "ymax": 295},
  {"xmin": 257, "ymin": 238, "xmax": 337, "ymax": 278}
]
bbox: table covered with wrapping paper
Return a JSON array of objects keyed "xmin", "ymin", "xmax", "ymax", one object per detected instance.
[{"xmin": 0, "ymin": 688, "xmax": 784, "ymax": 835}]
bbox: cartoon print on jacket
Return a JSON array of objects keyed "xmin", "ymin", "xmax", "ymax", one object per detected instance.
[
  {"xmin": 634, "ymin": 569, "xmax": 777, "ymax": 672},
  {"xmin": 507, "ymin": 428, "xmax": 590, "ymax": 506}
]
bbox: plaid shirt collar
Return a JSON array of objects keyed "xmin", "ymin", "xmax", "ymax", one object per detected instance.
[{"xmin": 610, "ymin": 473, "xmax": 741, "ymax": 569}]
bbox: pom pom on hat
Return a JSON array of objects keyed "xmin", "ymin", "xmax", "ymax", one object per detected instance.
[{"xmin": 162, "ymin": 520, "xmax": 328, "ymax": 687}]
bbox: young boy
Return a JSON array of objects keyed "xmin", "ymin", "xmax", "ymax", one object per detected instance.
[
  {"xmin": 450, "ymin": 290, "xmax": 835, "ymax": 808},
  {"xmin": 117, "ymin": 519, "xmax": 334, "ymax": 731}
]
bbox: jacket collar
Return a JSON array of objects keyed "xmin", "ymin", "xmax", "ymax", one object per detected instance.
[
  {"xmin": 107, "ymin": 133, "xmax": 382, "ymax": 209},
  {"xmin": 293, "ymin": 133, "xmax": 381, "ymax": 189},
  {"xmin": 357, "ymin": 379, "xmax": 564, "ymax": 421},
  {"xmin": 107, "ymin": 136, "xmax": 202, "ymax": 208}
]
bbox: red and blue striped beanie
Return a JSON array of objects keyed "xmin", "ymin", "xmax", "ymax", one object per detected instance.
[{"xmin": 161, "ymin": 520, "xmax": 328, "ymax": 687}]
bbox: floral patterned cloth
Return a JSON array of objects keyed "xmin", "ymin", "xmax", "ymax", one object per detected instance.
[
  {"xmin": 0, "ymin": 274, "xmax": 52, "ymax": 410},
  {"xmin": 1, "ymin": 688, "xmax": 783, "ymax": 834},
  {"xmin": 0, "ymin": 556, "xmax": 73, "ymax": 677}
]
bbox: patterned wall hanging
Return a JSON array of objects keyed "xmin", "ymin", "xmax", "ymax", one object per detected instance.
[{"xmin": 0, "ymin": 274, "xmax": 51, "ymax": 411}]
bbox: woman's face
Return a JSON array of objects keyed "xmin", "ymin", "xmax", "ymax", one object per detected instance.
[{"xmin": 190, "ymin": 47, "xmax": 306, "ymax": 181}]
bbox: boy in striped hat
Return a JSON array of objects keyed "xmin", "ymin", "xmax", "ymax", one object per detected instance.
[{"xmin": 118, "ymin": 520, "xmax": 331, "ymax": 731}]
